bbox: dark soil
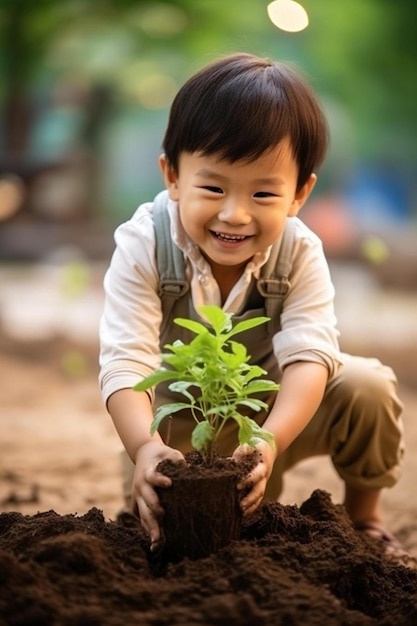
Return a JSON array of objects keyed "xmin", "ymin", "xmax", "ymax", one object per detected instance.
[
  {"xmin": 1, "ymin": 489, "xmax": 416, "ymax": 626},
  {"xmin": 156, "ymin": 452, "xmax": 251, "ymax": 562}
]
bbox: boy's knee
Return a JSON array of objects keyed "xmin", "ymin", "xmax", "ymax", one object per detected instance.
[
  {"xmin": 334, "ymin": 356, "xmax": 401, "ymax": 411},
  {"xmin": 328, "ymin": 356, "xmax": 404, "ymax": 482}
]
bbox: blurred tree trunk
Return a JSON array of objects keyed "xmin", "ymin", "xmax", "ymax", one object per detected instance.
[{"xmin": 3, "ymin": 1, "xmax": 33, "ymax": 166}]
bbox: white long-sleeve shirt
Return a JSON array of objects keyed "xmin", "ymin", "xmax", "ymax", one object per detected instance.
[{"xmin": 99, "ymin": 197, "xmax": 342, "ymax": 405}]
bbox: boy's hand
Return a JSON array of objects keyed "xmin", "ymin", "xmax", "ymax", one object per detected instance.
[
  {"xmin": 133, "ymin": 441, "xmax": 185, "ymax": 551},
  {"xmin": 233, "ymin": 440, "xmax": 277, "ymax": 516}
]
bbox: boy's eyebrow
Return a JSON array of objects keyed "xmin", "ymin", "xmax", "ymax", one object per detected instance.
[
  {"xmin": 195, "ymin": 168, "xmax": 227, "ymax": 180},
  {"xmin": 195, "ymin": 168, "xmax": 285, "ymax": 185},
  {"xmin": 253, "ymin": 176, "xmax": 285, "ymax": 186}
]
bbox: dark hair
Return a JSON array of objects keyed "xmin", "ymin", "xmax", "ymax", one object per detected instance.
[{"xmin": 162, "ymin": 53, "xmax": 329, "ymax": 191}]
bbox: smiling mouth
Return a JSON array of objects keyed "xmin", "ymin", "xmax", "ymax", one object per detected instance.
[{"xmin": 212, "ymin": 231, "xmax": 252, "ymax": 242}]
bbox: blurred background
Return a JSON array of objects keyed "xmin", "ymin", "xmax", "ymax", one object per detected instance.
[
  {"xmin": 1, "ymin": 0, "xmax": 417, "ymax": 521},
  {"xmin": 1, "ymin": 0, "xmax": 417, "ymax": 359},
  {"xmin": 1, "ymin": 0, "xmax": 416, "ymax": 259}
]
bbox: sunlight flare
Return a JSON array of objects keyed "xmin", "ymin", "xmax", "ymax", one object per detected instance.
[{"xmin": 267, "ymin": 0, "xmax": 309, "ymax": 33}]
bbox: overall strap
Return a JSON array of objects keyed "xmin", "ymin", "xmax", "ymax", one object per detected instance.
[
  {"xmin": 256, "ymin": 217, "xmax": 296, "ymax": 322},
  {"xmin": 152, "ymin": 191, "xmax": 189, "ymax": 319}
]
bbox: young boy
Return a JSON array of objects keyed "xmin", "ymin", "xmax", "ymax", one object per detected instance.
[{"xmin": 99, "ymin": 53, "xmax": 413, "ymax": 566}]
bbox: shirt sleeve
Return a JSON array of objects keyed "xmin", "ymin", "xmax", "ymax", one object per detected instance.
[
  {"xmin": 272, "ymin": 220, "xmax": 342, "ymax": 378},
  {"xmin": 98, "ymin": 203, "xmax": 163, "ymax": 405}
]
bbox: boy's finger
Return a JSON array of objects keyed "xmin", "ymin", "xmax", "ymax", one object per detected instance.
[
  {"xmin": 237, "ymin": 462, "xmax": 264, "ymax": 490},
  {"xmin": 148, "ymin": 471, "xmax": 172, "ymax": 488},
  {"xmin": 241, "ymin": 493, "xmax": 263, "ymax": 516},
  {"xmin": 138, "ymin": 483, "xmax": 165, "ymax": 517},
  {"xmin": 237, "ymin": 473, "xmax": 253, "ymax": 491},
  {"xmin": 138, "ymin": 501, "xmax": 161, "ymax": 547}
]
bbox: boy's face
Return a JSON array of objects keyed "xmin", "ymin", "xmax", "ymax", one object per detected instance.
[{"xmin": 160, "ymin": 139, "xmax": 316, "ymax": 269}]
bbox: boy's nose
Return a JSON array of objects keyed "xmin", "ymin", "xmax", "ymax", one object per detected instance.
[{"xmin": 218, "ymin": 199, "xmax": 251, "ymax": 224}]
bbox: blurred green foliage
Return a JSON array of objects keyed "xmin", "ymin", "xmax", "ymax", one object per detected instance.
[{"xmin": 0, "ymin": 0, "xmax": 416, "ymax": 218}]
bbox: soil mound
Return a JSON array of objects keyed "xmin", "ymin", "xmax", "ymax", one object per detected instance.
[{"xmin": 1, "ymin": 489, "xmax": 416, "ymax": 625}]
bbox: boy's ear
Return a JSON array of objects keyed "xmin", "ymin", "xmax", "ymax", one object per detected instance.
[
  {"xmin": 159, "ymin": 154, "xmax": 180, "ymax": 201},
  {"xmin": 288, "ymin": 174, "xmax": 317, "ymax": 217}
]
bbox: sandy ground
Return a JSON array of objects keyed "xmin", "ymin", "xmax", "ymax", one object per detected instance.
[{"xmin": 0, "ymin": 260, "xmax": 416, "ymax": 557}]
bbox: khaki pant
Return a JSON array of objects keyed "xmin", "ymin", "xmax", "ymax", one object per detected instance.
[{"xmin": 121, "ymin": 353, "xmax": 405, "ymax": 508}]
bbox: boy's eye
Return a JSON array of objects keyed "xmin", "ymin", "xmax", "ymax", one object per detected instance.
[
  {"xmin": 202, "ymin": 186, "xmax": 223, "ymax": 194},
  {"xmin": 253, "ymin": 191, "xmax": 278, "ymax": 198}
]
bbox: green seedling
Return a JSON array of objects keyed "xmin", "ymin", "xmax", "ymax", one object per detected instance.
[{"xmin": 134, "ymin": 305, "xmax": 278, "ymax": 463}]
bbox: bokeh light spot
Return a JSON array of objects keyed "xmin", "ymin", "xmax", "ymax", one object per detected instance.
[
  {"xmin": 0, "ymin": 176, "xmax": 24, "ymax": 221},
  {"xmin": 361, "ymin": 235, "xmax": 390, "ymax": 265},
  {"xmin": 135, "ymin": 73, "xmax": 178, "ymax": 109},
  {"xmin": 136, "ymin": 3, "xmax": 188, "ymax": 38},
  {"xmin": 267, "ymin": 0, "xmax": 309, "ymax": 33}
]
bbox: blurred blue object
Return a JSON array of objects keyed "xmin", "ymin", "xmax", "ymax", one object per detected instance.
[{"xmin": 343, "ymin": 166, "xmax": 411, "ymax": 227}]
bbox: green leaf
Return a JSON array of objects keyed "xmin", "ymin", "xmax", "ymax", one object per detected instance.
[
  {"xmin": 174, "ymin": 317, "xmax": 209, "ymax": 336},
  {"xmin": 165, "ymin": 339, "xmax": 185, "ymax": 351},
  {"xmin": 205, "ymin": 404, "xmax": 234, "ymax": 417},
  {"xmin": 198, "ymin": 305, "xmax": 232, "ymax": 335},
  {"xmin": 228, "ymin": 341, "xmax": 249, "ymax": 364},
  {"xmin": 150, "ymin": 405, "xmax": 174, "ymax": 434},
  {"xmin": 150, "ymin": 414, "xmax": 167, "ymax": 436},
  {"xmin": 242, "ymin": 380, "xmax": 280, "ymax": 395},
  {"xmin": 230, "ymin": 340, "xmax": 248, "ymax": 355},
  {"xmin": 191, "ymin": 332, "xmax": 217, "ymax": 352},
  {"xmin": 134, "ymin": 369, "xmax": 179, "ymax": 391},
  {"xmin": 233, "ymin": 414, "xmax": 253, "ymax": 444},
  {"xmin": 150, "ymin": 402, "xmax": 193, "ymax": 435},
  {"xmin": 226, "ymin": 316, "xmax": 270, "ymax": 339},
  {"xmin": 160, "ymin": 354, "xmax": 188, "ymax": 370},
  {"xmin": 242, "ymin": 365, "xmax": 268, "ymax": 382},
  {"xmin": 236, "ymin": 415, "xmax": 276, "ymax": 451},
  {"xmin": 134, "ymin": 305, "xmax": 279, "ymax": 457},
  {"xmin": 168, "ymin": 381, "xmax": 196, "ymax": 401},
  {"xmin": 237, "ymin": 399, "xmax": 267, "ymax": 412},
  {"xmin": 191, "ymin": 420, "xmax": 214, "ymax": 452},
  {"xmin": 156, "ymin": 402, "xmax": 192, "ymax": 419},
  {"xmin": 246, "ymin": 430, "xmax": 276, "ymax": 451}
]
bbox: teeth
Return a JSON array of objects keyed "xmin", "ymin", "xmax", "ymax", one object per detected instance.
[{"xmin": 215, "ymin": 232, "xmax": 246, "ymax": 241}]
